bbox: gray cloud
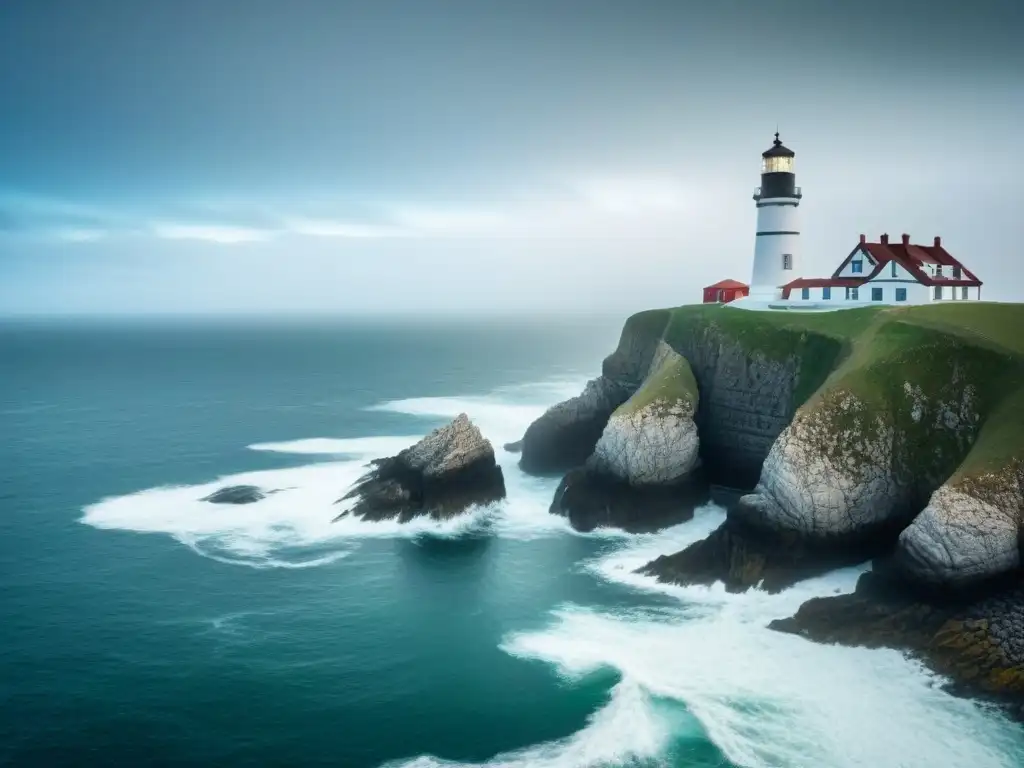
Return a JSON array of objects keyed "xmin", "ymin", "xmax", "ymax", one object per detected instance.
[{"xmin": 0, "ymin": 0, "xmax": 1021, "ymax": 313}]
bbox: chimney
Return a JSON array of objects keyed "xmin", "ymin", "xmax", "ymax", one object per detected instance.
[
  {"xmin": 901, "ymin": 233, "xmax": 910, "ymax": 245},
  {"xmin": 934, "ymin": 236, "xmax": 942, "ymax": 247},
  {"xmin": 880, "ymin": 233, "xmax": 889, "ymax": 245},
  {"xmin": 859, "ymin": 234, "xmax": 866, "ymax": 244}
]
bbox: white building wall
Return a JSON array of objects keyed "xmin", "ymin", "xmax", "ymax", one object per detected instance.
[
  {"xmin": 862, "ymin": 274, "xmax": 931, "ymax": 305},
  {"xmin": 928, "ymin": 284, "xmax": 982, "ymax": 302},
  {"xmin": 835, "ymin": 247, "xmax": 875, "ymax": 279},
  {"xmin": 750, "ymin": 198, "xmax": 799, "ymax": 301}
]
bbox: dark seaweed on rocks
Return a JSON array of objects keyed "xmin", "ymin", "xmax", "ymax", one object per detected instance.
[
  {"xmin": 550, "ymin": 466, "xmax": 710, "ymax": 534},
  {"xmin": 770, "ymin": 569, "xmax": 1024, "ymax": 721},
  {"xmin": 638, "ymin": 511, "xmax": 907, "ymax": 594}
]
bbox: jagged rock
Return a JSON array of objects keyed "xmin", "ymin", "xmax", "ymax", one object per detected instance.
[
  {"xmin": 550, "ymin": 466, "xmax": 709, "ymax": 533},
  {"xmin": 587, "ymin": 343, "xmax": 700, "ymax": 486},
  {"xmin": 503, "ymin": 440, "xmax": 523, "ymax": 453},
  {"xmin": 202, "ymin": 485, "xmax": 267, "ymax": 504},
  {"xmin": 639, "ymin": 514, "xmax": 890, "ymax": 593},
  {"xmin": 333, "ymin": 414, "xmax": 505, "ymax": 522},
  {"xmin": 895, "ymin": 465, "xmax": 1024, "ymax": 587},
  {"xmin": 770, "ymin": 570, "xmax": 1024, "ymax": 719}
]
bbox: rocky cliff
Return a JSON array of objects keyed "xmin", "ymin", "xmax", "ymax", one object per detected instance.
[
  {"xmin": 587, "ymin": 342, "xmax": 700, "ymax": 486},
  {"xmin": 522, "ymin": 301, "xmax": 1024, "ymax": 714},
  {"xmin": 523, "ymin": 303, "xmax": 1024, "ymax": 588},
  {"xmin": 549, "ymin": 341, "xmax": 708, "ymax": 532},
  {"xmin": 519, "ymin": 309, "xmax": 671, "ymax": 474}
]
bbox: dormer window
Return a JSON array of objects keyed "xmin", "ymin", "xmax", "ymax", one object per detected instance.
[
  {"xmin": 851, "ymin": 260, "xmax": 863, "ymax": 274},
  {"xmin": 935, "ymin": 265, "xmax": 943, "ymax": 278},
  {"xmin": 953, "ymin": 266, "xmax": 962, "ymax": 279}
]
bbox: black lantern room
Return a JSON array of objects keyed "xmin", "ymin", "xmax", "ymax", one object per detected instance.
[{"xmin": 758, "ymin": 132, "xmax": 800, "ymax": 200}]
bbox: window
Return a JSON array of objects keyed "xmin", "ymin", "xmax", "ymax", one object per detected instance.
[
  {"xmin": 891, "ymin": 262, "xmax": 898, "ymax": 278},
  {"xmin": 782, "ymin": 253, "xmax": 793, "ymax": 270},
  {"xmin": 935, "ymin": 266, "xmax": 943, "ymax": 277},
  {"xmin": 962, "ymin": 286, "xmax": 968, "ymax": 300},
  {"xmin": 953, "ymin": 266, "xmax": 962, "ymax": 279},
  {"xmin": 934, "ymin": 286, "xmax": 943, "ymax": 300},
  {"xmin": 846, "ymin": 287, "xmax": 859, "ymax": 301},
  {"xmin": 822, "ymin": 287, "xmax": 831, "ymax": 300},
  {"xmin": 801, "ymin": 287, "xmax": 810, "ymax": 300},
  {"xmin": 851, "ymin": 260, "xmax": 863, "ymax": 274},
  {"xmin": 761, "ymin": 156, "xmax": 794, "ymax": 174},
  {"xmin": 872, "ymin": 287, "xmax": 883, "ymax": 302},
  {"xmin": 896, "ymin": 288, "xmax": 907, "ymax": 302}
]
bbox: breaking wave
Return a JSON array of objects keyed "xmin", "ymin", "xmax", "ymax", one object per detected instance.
[
  {"xmin": 80, "ymin": 379, "xmax": 591, "ymax": 568},
  {"xmin": 79, "ymin": 378, "xmax": 1024, "ymax": 766},
  {"xmin": 488, "ymin": 521, "xmax": 1024, "ymax": 768}
]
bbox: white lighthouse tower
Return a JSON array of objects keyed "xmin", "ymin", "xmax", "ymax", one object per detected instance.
[{"xmin": 749, "ymin": 132, "xmax": 801, "ymax": 301}]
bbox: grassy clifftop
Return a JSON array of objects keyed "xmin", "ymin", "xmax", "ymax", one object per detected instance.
[
  {"xmin": 616, "ymin": 347, "xmax": 698, "ymax": 417},
  {"xmin": 624, "ymin": 302, "xmax": 1024, "ymax": 487}
]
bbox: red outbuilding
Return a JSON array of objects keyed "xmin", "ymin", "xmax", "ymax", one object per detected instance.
[{"xmin": 702, "ymin": 279, "xmax": 749, "ymax": 304}]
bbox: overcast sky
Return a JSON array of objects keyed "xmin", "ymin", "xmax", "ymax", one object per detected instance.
[{"xmin": 1, "ymin": 0, "xmax": 1021, "ymax": 315}]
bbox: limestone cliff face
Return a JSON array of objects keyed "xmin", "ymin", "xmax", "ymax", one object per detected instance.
[
  {"xmin": 519, "ymin": 310, "xmax": 670, "ymax": 474},
  {"xmin": 897, "ymin": 465, "xmax": 1024, "ymax": 586},
  {"xmin": 587, "ymin": 343, "xmax": 700, "ymax": 486},
  {"xmin": 731, "ymin": 331, "xmax": 1021, "ymax": 589},
  {"xmin": 739, "ymin": 349, "xmax": 986, "ymax": 542},
  {"xmin": 669, "ymin": 324, "xmax": 805, "ymax": 488},
  {"xmin": 737, "ymin": 389, "xmax": 907, "ymax": 538}
]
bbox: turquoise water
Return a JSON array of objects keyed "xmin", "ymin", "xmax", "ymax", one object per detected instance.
[{"xmin": 3, "ymin": 317, "xmax": 1023, "ymax": 767}]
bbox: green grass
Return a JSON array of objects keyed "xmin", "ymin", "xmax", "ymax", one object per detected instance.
[
  {"xmin": 617, "ymin": 350, "xmax": 698, "ymax": 416},
  {"xmin": 619, "ymin": 301, "xmax": 1024, "ymax": 483}
]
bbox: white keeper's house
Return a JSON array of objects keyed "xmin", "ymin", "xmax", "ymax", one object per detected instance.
[{"xmin": 714, "ymin": 133, "xmax": 983, "ymax": 311}]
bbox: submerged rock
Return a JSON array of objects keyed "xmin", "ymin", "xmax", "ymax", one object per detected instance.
[
  {"xmin": 333, "ymin": 413, "xmax": 505, "ymax": 523},
  {"xmin": 202, "ymin": 485, "xmax": 267, "ymax": 505},
  {"xmin": 550, "ymin": 465, "xmax": 709, "ymax": 533}
]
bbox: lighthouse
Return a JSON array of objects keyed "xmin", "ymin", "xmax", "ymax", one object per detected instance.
[{"xmin": 749, "ymin": 132, "xmax": 801, "ymax": 301}]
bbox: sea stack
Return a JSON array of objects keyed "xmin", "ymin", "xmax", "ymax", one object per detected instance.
[{"xmin": 333, "ymin": 413, "xmax": 506, "ymax": 522}]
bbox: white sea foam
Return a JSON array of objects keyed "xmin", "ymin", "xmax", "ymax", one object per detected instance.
[
  {"xmin": 81, "ymin": 456, "xmax": 508, "ymax": 568},
  {"xmin": 81, "ymin": 380, "xmax": 589, "ymax": 565},
  {"xmin": 81, "ymin": 378, "xmax": 1024, "ymax": 768},
  {"xmin": 492, "ymin": 527, "xmax": 1024, "ymax": 768},
  {"xmin": 383, "ymin": 676, "xmax": 691, "ymax": 768},
  {"xmin": 248, "ymin": 436, "xmax": 422, "ymax": 456}
]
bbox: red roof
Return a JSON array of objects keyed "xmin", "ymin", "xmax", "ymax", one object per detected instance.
[
  {"xmin": 837, "ymin": 236, "xmax": 982, "ymax": 288},
  {"xmin": 706, "ymin": 279, "xmax": 748, "ymax": 289},
  {"xmin": 781, "ymin": 277, "xmax": 863, "ymax": 289}
]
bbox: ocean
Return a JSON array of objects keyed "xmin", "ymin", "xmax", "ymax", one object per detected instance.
[{"xmin": 2, "ymin": 316, "xmax": 1023, "ymax": 768}]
